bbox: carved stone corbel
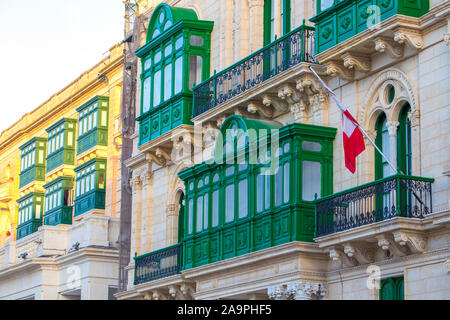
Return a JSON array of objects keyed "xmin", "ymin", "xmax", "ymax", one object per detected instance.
[
  {"xmin": 393, "ymin": 231, "xmax": 427, "ymax": 254},
  {"xmin": 151, "ymin": 290, "xmax": 168, "ymax": 300},
  {"xmin": 247, "ymin": 101, "xmax": 273, "ymax": 118},
  {"xmin": 325, "ymin": 61, "xmax": 354, "ymax": 81},
  {"xmin": 329, "ymin": 247, "xmax": 357, "ymax": 267},
  {"xmin": 146, "ymin": 150, "xmax": 167, "ymax": 167},
  {"xmin": 180, "ymin": 284, "xmax": 195, "ymax": 299},
  {"xmin": 343, "ymin": 243, "xmax": 375, "ymax": 265},
  {"xmin": 262, "ymin": 94, "xmax": 288, "ymax": 113},
  {"xmin": 393, "ymin": 28, "xmax": 424, "ymax": 50},
  {"xmin": 277, "ymin": 85, "xmax": 303, "ymax": 106},
  {"xmin": 374, "ymin": 37, "xmax": 404, "ymax": 59},
  {"xmin": 376, "ymin": 235, "xmax": 408, "ymax": 257},
  {"xmin": 296, "ymin": 78, "xmax": 320, "ymax": 97},
  {"xmin": 342, "ymin": 52, "xmax": 371, "ymax": 73}
]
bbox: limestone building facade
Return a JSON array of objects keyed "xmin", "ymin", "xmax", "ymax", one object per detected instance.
[
  {"xmin": 0, "ymin": 43, "xmax": 124, "ymax": 300},
  {"xmin": 115, "ymin": 0, "xmax": 450, "ymax": 301}
]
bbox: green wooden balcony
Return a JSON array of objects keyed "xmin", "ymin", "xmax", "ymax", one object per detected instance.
[
  {"xmin": 315, "ymin": 175, "xmax": 434, "ymax": 237},
  {"xmin": 46, "ymin": 118, "xmax": 77, "ymax": 172},
  {"xmin": 19, "ymin": 138, "xmax": 47, "ymax": 189},
  {"xmin": 17, "ymin": 219, "xmax": 42, "ymax": 240},
  {"xmin": 43, "ymin": 206, "xmax": 73, "ymax": 226},
  {"xmin": 76, "ymin": 96, "xmax": 109, "ymax": 155},
  {"xmin": 310, "ymin": 0, "xmax": 430, "ymax": 54}
]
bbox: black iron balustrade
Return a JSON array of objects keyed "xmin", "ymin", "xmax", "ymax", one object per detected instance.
[
  {"xmin": 134, "ymin": 244, "xmax": 181, "ymax": 285},
  {"xmin": 316, "ymin": 175, "xmax": 434, "ymax": 237},
  {"xmin": 193, "ymin": 24, "xmax": 318, "ymax": 117}
]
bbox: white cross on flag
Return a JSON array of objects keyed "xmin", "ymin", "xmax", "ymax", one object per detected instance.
[{"xmin": 308, "ymin": 67, "xmax": 366, "ymax": 174}]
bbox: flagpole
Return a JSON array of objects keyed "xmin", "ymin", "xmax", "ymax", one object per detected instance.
[
  {"xmin": 308, "ymin": 65, "xmax": 428, "ymax": 207},
  {"xmin": 308, "ymin": 65, "xmax": 399, "ymax": 175}
]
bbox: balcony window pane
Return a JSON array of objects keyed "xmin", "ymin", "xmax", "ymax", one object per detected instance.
[
  {"xmin": 275, "ymin": 165, "xmax": 283, "ymax": 207},
  {"xmin": 188, "ymin": 199, "xmax": 193, "ymax": 234},
  {"xmin": 238, "ymin": 179, "xmax": 248, "ymax": 218},
  {"xmin": 154, "ymin": 51, "xmax": 162, "ymax": 64},
  {"xmin": 321, "ymin": 0, "xmax": 334, "ymax": 11},
  {"xmin": 212, "ymin": 190, "xmax": 219, "ymax": 227},
  {"xmin": 175, "ymin": 37, "xmax": 183, "ymax": 50},
  {"xmin": 93, "ymin": 111, "xmax": 97, "ymax": 128},
  {"xmin": 190, "ymin": 35, "xmax": 203, "ymax": 47},
  {"xmin": 303, "ymin": 141, "xmax": 322, "ymax": 152},
  {"xmin": 143, "ymin": 77, "xmax": 151, "ymax": 113},
  {"xmin": 197, "ymin": 196, "xmax": 203, "ymax": 232},
  {"xmin": 164, "ymin": 64, "xmax": 172, "ymax": 101},
  {"xmin": 265, "ymin": 170, "xmax": 271, "ymax": 209},
  {"xmin": 257, "ymin": 174, "xmax": 264, "ymax": 212},
  {"xmin": 284, "ymin": 162, "xmax": 290, "ymax": 203},
  {"xmin": 153, "ymin": 70, "xmax": 161, "ymax": 106},
  {"xmin": 189, "ymin": 56, "xmax": 203, "ymax": 89},
  {"xmin": 174, "ymin": 57, "xmax": 183, "ymax": 94},
  {"xmin": 302, "ymin": 161, "xmax": 321, "ymax": 201},
  {"xmin": 203, "ymin": 194, "xmax": 209, "ymax": 230},
  {"xmin": 164, "ymin": 43, "xmax": 172, "ymax": 57},
  {"xmin": 225, "ymin": 184, "xmax": 234, "ymax": 223}
]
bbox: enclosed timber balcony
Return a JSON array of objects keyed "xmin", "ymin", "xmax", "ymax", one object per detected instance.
[
  {"xmin": 192, "ymin": 24, "xmax": 317, "ymax": 120},
  {"xmin": 316, "ymin": 175, "xmax": 433, "ymax": 237},
  {"xmin": 134, "ymin": 244, "xmax": 181, "ymax": 285}
]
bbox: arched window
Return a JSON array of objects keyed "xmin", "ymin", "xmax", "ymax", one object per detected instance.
[
  {"xmin": 397, "ymin": 103, "xmax": 412, "ymax": 175},
  {"xmin": 136, "ymin": 4, "xmax": 214, "ymax": 145},
  {"xmin": 375, "ymin": 112, "xmax": 392, "ymax": 180}
]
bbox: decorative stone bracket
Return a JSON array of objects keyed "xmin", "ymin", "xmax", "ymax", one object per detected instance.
[
  {"xmin": 342, "ymin": 52, "xmax": 371, "ymax": 73},
  {"xmin": 393, "ymin": 28, "xmax": 424, "ymax": 50},
  {"xmin": 374, "ymin": 37, "xmax": 404, "ymax": 59}
]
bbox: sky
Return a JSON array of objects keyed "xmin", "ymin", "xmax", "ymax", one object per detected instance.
[{"xmin": 0, "ymin": 0, "xmax": 124, "ymax": 134}]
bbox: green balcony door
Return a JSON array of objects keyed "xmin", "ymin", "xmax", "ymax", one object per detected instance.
[{"xmin": 380, "ymin": 277, "xmax": 404, "ymax": 300}]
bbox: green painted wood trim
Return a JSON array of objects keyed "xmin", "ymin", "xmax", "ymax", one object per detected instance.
[{"xmin": 76, "ymin": 96, "xmax": 109, "ymax": 113}]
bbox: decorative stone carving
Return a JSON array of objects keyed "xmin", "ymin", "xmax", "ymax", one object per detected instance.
[
  {"xmin": 267, "ymin": 285, "xmax": 287, "ymax": 300},
  {"xmin": 329, "ymin": 247, "xmax": 356, "ymax": 267},
  {"xmin": 166, "ymin": 204, "xmax": 181, "ymax": 217},
  {"xmin": 146, "ymin": 151, "xmax": 167, "ymax": 167},
  {"xmin": 325, "ymin": 61, "xmax": 354, "ymax": 81},
  {"xmin": 445, "ymin": 33, "xmax": 450, "ymax": 52},
  {"xmin": 393, "ymin": 28, "xmax": 424, "ymax": 50},
  {"xmin": 342, "ymin": 52, "xmax": 371, "ymax": 73},
  {"xmin": 374, "ymin": 37, "xmax": 404, "ymax": 59},
  {"xmin": 376, "ymin": 235, "xmax": 408, "ymax": 257},
  {"xmin": 343, "ymin": 243, "xmax": 375, "ymax": 265},
  {"xmin": 130, "ymin": 176, "xmax": 142, "ymax": 190},
  {"xmin": 386, "ymin": 121, "xmax": 400, "ymax": 137},
  {"xmin": 168, "ymin": 284, "xmax": 192, "ymax": 300},
  {"xmin": 180, "ymin": 284, "xmax": 195, "ymax": 299},
  {"xmin": 286, "ymin": 281, "xmax": 327, "ymax": 300},
  {"xmin": 262, "ymin": 94, "xmax": 288, "ymax": 113},
  {"xmin": 393, "ymin": 231, "xmax": 427, "ymax": 254},
  {"xmin": 247, "ymin": 101, "xmax": 273, "ymax": 118}
]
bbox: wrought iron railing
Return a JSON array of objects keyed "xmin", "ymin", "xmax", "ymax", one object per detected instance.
[
  {"xmin": 193, "ymin": 24, "xmax": 318, "ymax": 117},
  {"xmin": 134, "ymin": 244, "xmax": 181, "ymax": 285},
  {"xmin": 316, "ymin": 175, "xmax": 434, "ymax": 237}
]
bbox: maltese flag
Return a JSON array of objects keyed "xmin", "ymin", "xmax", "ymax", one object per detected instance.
[{"xmin": 308, "ymin": 67, "xmax": 365, "ymax": 173}]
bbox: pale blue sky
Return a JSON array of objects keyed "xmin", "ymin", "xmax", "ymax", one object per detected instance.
[{"xmin": 0, "ymin": 0, "xmax": 124, "ymax": 133}]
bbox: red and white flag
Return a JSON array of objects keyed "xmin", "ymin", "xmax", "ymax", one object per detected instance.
[{"xmin": 308, "ymin": 67, "xmax": 366, "ymax": 174}]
